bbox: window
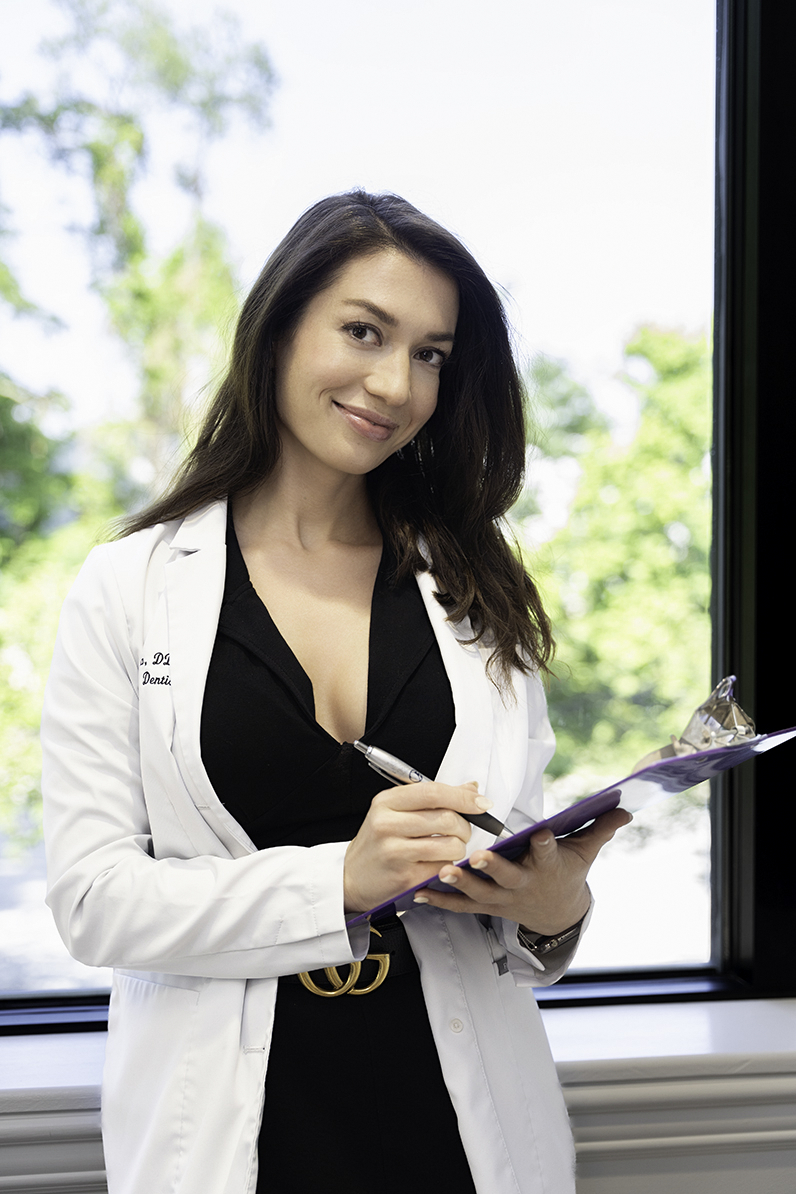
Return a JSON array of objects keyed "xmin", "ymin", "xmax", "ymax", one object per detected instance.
[
  {"xmin": 2, "ymin": 0, "xmax": 793, "ymax": 1030},
  {"xmin": 542, "ymin": 0, "xmax": 796, "ymax": 1005}
]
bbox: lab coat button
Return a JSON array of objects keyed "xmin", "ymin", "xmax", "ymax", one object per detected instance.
[{"xmin": 449, "ymin": 1018, "xmax": 464, "ymax": 1033}]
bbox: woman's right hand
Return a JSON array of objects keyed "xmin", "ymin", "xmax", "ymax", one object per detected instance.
[{"xmin": 343, "ymin": 781, "xmax": 491, "ymax": 912}]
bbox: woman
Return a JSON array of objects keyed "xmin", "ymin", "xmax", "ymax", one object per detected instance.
[{"xmin": 42, "ymin": 191, "xmax": 629, "ymax": 1194}]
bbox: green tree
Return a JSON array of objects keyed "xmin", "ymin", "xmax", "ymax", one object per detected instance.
[
  {"xmin": 512, "ymin": 353, "xmax": 610, "ymax": 527},
  {"xmin": 0, "ymin": 493, "xmax": 111, "ymax": 844},
  {"xmin": 1, "ymin": 0, "xmax": 274, "ymax": 480},
  {"xmin": 526, "ymin": 327, "xmax": 712, "ymax": 786},
  {"xmin": 0, "ymin": 0, "xmax": 276, "ymax": 841},
  {"xmin": 0, "ymin": 204, "xmax": 73, "ymax": 565},
  {"xmin": 104, "ymin": 215, "xmax": 239, "ymax": 489},
  {"xmin": 0, "ymin": 379, "xmax": 72, "ymax": 567}
]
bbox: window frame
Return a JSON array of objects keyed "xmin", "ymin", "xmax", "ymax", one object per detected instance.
[
  {"xmin": 3, "ymin": 0, "xmax": 794, "ymax": 1034},
  {"xmin": 708, "ymin": 0, "xmax": 796, "ymax": 999}
]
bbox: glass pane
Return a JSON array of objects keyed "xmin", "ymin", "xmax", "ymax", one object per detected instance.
[
  {"xmin": 0, "ymin": 0, "xmax": 715, "ymax": 990},
  {"xmin": 520, "ymin": 329, "xmax": 714, "ymax": 970},
  {"xmin": 510, "ymin": 12, "xmax": 715, "ymax": 970}
]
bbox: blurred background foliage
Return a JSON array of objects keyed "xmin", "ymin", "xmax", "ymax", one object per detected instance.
[
  {"xmin": 0, "ymin": 0, "xmax": 273, "ymax": 842},
  {"xmin": 0, "ymin": 0, "xmax": 712, "ymax": 846},
  {"xmin": 519, "ymin": 328, "xmax": 712, "ymax": 821}
]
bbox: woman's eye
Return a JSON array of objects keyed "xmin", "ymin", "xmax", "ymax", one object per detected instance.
[
  {"xmin": 345, "ymin": 322, "xmax": 379, "ymax": 344},
  {"xmin": 415, "ymin": 347, "xmax": 448, "ymax": 367}
]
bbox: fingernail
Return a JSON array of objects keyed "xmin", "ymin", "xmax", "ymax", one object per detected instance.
[
  {"xmin": 413, "ymin": 895, "xmax": 430, "ymax": 904},
  {"xmin": 536, "ymin": 834, "xmax": 553, "ymax": 846},
  {"xmin": 475, "ymin": 796, "xmax": 494, "ymax": 811},
  {"xmin": 471, "ymin": 859, "xmax": 489, "ymax": 870},
  {"xmin": 440, "ymin": 872, "xmax": 459, "ymax": 885}
]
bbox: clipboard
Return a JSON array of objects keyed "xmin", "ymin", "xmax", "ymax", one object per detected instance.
[{"xmin": 347, "ymin": 725, "xmax": 796, "ymax": 926}]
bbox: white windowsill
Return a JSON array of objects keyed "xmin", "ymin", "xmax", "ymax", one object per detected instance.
[
  {"xmin": 541, "ymin": 995, "xmax": 796, "ymax": 1083},
  {"xmin": 2, "ymin": 997, "xmax": 796, "ymax": 1111}
]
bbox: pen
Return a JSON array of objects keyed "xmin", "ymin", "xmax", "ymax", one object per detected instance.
[{"xmin": 353, "ymin": 740, "xmax": 512, "ymax": 840}]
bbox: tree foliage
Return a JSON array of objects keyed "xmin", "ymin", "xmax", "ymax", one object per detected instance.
[
  {"xmin": 0, "ymin": 379, "xmax": 72, "ymax": 565},
  {"xmin": 105, "ymin": 214, "xmax": 239, "ymax": 484},
  {"xmin": 0, "ymin": 0, "xmax": 275, "ymax": 841},
  {"xmin": 512, "ymin": 354, "xmax": 610, "ymax": 526},
  {"xmin": 0, "ymin": 504, "xmax": 110, "ymax": 845},
  {"xmin": 528, "ymin": 327, "xmax": 713, "ymax": 786}
]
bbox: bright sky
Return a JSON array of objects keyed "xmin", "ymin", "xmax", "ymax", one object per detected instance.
[{"xmin": 1, "ymin": 0, "xmax": 716, "ymax": 429}]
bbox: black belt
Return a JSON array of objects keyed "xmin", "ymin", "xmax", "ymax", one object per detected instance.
[{"xmin": 281, "ymin": 915, "xmax": 417, "ymax": 997}]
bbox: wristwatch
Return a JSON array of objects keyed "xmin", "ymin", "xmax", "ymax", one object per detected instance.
[{"xmin": 517, "ymin": 912, "xmax": 587, "ymax": 958}]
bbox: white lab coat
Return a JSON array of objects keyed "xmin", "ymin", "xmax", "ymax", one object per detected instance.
[{"xmin": 42, "ymin": 499, "xmax": 580, "ymax": 1194}]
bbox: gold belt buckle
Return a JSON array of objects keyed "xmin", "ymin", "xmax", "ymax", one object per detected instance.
[{"xmin": 297, "ymin": 927, "xmax": 390, "ymax": 997}]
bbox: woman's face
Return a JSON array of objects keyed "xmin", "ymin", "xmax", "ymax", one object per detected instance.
[{"xmin": 274, "ymin": 249, "xmax": 459, "ymax": 481}]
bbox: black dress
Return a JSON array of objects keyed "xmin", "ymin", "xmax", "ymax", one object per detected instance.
[{"xmin": 200, "ymin": 519, "xmax": 477, "ymax": 1194}]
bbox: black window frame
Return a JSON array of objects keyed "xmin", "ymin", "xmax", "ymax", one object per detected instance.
[
  {"xmin": 2, "ymin": 0, "xmax": 794, "ymax": 1035},
  {"xmin": 709, "ymin": 0, "xmax": 796, "ymax": 1000}
]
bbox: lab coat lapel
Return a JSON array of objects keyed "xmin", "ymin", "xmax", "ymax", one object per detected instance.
[
  {"xmin": 165, "ymin": 502, "xmax": 256, "ymax": 854},
  {"xmin": 415, "ymin": 570, "xmax": 494, "ymax": 797}
]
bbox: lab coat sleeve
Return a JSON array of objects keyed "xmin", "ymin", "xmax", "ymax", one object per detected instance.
[{"xmin": 41, "ymin": 545, "xmax": 371, "ymax": 978}]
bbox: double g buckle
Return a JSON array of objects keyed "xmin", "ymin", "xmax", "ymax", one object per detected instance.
[{"xmin": 297, "ymin": 927, "xmax": 390, "ymax": 997}]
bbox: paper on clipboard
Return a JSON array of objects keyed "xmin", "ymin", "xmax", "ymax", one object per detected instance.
[{"xmin": 347, "ymin": 724, "xmax": 796, "ymax": 926}]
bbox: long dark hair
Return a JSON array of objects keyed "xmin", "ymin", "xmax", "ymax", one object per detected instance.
[{"xmin": 121, "ymin": 190, "xmax": 553, "ymax": 683}]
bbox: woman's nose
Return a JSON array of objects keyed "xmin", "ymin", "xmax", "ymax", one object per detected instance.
[{"xmin": 366, "ymin": 351, "xmax": 411, "ymax": 405}]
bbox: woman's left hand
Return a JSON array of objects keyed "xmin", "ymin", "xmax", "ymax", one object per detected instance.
[{"xmin": 413, "ymin": 807, "xmax": 632, "ymax": 934}]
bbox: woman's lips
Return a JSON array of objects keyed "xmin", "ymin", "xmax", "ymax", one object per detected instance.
[{"xmin": 334, "ymin": 402, "xmax": 399, "ymax": 443}]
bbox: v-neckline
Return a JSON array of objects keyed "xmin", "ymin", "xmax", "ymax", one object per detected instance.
[
  {"xmin": 220, "ymin": 513, "xmax": 379, "ymax": 745},
  {"xmin": 218, "ymin": 513, "xmax": 437, "ymax": 747}
]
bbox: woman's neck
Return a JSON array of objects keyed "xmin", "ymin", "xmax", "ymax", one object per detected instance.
[{"xmin": 233, "ymin": 455, "xmax": 381, "ymax": 553}]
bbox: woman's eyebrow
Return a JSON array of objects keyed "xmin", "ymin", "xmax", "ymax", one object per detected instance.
[{"xmin": 341, "ymin": 299, "xmax": 455, "ymax": 343}]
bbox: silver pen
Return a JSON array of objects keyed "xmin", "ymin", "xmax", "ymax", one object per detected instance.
[{"xmin": 353, "ymin": 740, "xmax": 512, "ymax": 839}]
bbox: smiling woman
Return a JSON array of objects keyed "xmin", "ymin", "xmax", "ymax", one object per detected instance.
[
  {"xmin": 40, "ymin": 190, "xmax": 629, "ymax": 1194},
  {"xmin": 237, "ymin": 252, "xmax": 458, "ymax": 745},
  {"xmin": 274, "ymin": 252, "xmax": 458, "ymax": 475}
]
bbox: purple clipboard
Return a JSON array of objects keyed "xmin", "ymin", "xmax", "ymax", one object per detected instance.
[{"xmin": 348, "ymin": 725, "xmax": 796, "ymax": 926}]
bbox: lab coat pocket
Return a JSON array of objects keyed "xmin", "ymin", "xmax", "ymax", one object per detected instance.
[
  {"xmin": 240, "ymin": 976, "xmax": 277, "ymax": 1052},
  {"xmin": 103, "ymin": 971, "xmax": 204, "ymax": 1191},
  {"xmin": 114, "ymin": 968, "xmax": 207, "ymax": 993}
]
